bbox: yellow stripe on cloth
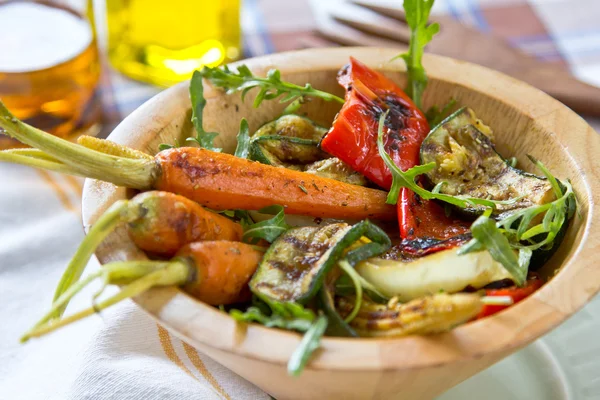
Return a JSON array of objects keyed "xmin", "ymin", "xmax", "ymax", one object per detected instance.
[
  {"xmin": 183, "ymin": 342, "xmax": 231, "ymax": 400},
  {"xmin": 157, "ymin": 325, "xmax": 198, "ymax": 380}
]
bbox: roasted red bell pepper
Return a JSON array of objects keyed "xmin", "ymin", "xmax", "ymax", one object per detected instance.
[
  {"xmin": 321, "ymin": 58, "xmax": 469, "ymax": 245},
  {"xmin": 321, "ymin": 57, "xmax": 429, "ymax": 188},
  {"xmin": 477, "ymin": 276, "xmax": 544, "ymax": 319}
]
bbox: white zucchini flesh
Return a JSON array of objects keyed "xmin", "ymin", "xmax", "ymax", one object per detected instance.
[{"xmin": 356, "ymin": 248, "xmax": 513, "ymax": 302}]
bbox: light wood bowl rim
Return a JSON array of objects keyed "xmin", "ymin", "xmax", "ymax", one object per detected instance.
[{"xmin": 82, "ymin": 47, "xmax": 600, "ymax": 372}]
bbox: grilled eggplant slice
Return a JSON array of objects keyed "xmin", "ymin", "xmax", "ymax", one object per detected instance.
[
  {"xmin": 250, "ymin": 221, "xmax": 391, "ymax": 303},
  {"xmin": 420, "ymin": 107, "xmax": 555, "ymax": 217},
  {"xmin": 249, "ymin": 114, "xmax": 329, "ymax": 167},
  {"xmin": 356, "ymin": 247, "xmax": 514, "ymax": 301}
]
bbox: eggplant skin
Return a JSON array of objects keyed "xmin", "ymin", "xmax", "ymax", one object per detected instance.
[{"xmin": 420, "ymin": 108, "xmax": 555, "ymax": 217}]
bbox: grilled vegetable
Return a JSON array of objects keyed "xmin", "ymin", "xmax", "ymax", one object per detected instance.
[
  {"xmin": 336, "ymin": 293, "xmax": 483, "ymax": 337},
  {"xmin": 420, "ymin": 107, "xmax": 555, "ymax": 217},
  {"xmin": 250, "ymin": 220, "xmax": 391, "ymax": 303},
  {"xmin": 0, "ymin": 103, "xmax": 396, "ymax": 221},
  {"xmin": 304, "ymin": 157, "xmax": 367, "ymax": 186},
  {"xmin": 22, "ymin": 241, "xmax": 264, "ymax": 342},
  {"xmin": 321, "ymin": 58, "xmax": 471, "ymax": 244},
  {"xmin": 356, "ymin": 247, "xmax": 513, "ymax": 301},
  {"xmin": 321, "ymin": 57, "xmax": 429, "ymax": 190},
  {"xmin": 249, "ymin": 114, "xmax": 329, "ymax": 167}
]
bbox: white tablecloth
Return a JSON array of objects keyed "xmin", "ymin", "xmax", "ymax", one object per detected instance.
[{"xmin": 1, "ymin": 0, "xmax": 600, "ymax": 399}]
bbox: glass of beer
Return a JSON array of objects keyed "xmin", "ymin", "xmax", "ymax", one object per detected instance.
[{"xmin": 0, "ymin": 0, "xmax": 101, "ymax": 149}]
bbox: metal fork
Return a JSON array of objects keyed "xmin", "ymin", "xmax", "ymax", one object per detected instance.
[{"xmin": 307, "ymin": 0, "xmax": 600, "ymax": 116}]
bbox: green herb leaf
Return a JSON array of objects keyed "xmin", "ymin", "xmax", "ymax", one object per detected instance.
[
  {"xmin": 395, "ymin": 0, "xmax": 440, "ymax": 109},
  {"xmin": 337, "ymin": 260, "xmax": 363, "ymax": 323},
  {"xmin": 287, "ymin": 314, "xmax": 328, "ymax": 377},
  {"xmin": 467, "ymin": 215, "xmax": 527, "ymax": 286},
  {"xmin": 200, "ymin": 64, "xmax": 345, "ymax": 109},
  {"xmin": 458, "ymin": 159, "xmax": 576, "ymax": 284},
  {"xmin": 426, "ymin": 98, "xmax": 457, "ymax": 127},
  {"xmin": 229, "ymin": 298, "xmax": 326, "ymax": 376},
  {"xmin": 229, "ymin": 305, "xmax": 314, "ymax": 332},
  {"xmin": 234, "ymin": 118, "xmax": 250, "ymax": 158},
  {"xmin": 188, "ymin": 70, "xmax": 221, "ymax": 151},
  {"xmin": 282, "ymin": 97, "xmax": 305, "ymax": 114},
  {"xmin": 242, "ymin": 205, "xmax": 292, "ymax": 244}
]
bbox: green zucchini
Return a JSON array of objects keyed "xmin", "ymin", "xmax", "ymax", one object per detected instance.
[
  {"xmin": 250, "ymin": 220, "xmax": 391, "ymax": 304},
  {"xmin": 249, "ymin": 114, "xmax": 329, "ymax": 167},
  {"xmin": 356, "ymin": 247, "xmax": 514, "ymax": 301},
  {"xmin": 420, "ymin": 107, "xmax": 555, "ymax": 218}
]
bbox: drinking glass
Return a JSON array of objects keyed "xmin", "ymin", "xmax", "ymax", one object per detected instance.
[{"xmin": 0, "ymin": 0, "xmax": 101, "ymax": 149}]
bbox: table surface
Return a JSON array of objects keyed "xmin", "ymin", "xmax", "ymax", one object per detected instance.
[{"xmin": 1, "ymin": 1, "xmax": 599, "ymax": 399}]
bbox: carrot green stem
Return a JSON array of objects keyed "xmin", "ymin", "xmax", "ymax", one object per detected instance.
[
  {"xmin": 0, "ymin": 150, "xmax": 88, "ymax": 176},
  {"xmin": 0, "ymin": 101, "xmax": 157, "ymax": 188},
  {"xmin": 22, "ymin": 260, "xmax": 189, "ymax": 342},
  {"xmin": 4, "ymin": 148, "xmax": 62, "ymax": 161},
  {"xmin": 49, "ymin": 200, "xmax": 131, "ymax": 321}
]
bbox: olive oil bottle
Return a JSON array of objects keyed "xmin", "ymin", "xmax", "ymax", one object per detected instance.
[{"xmin": 106, "ymin": 0, "xmax": 241, "ymax": 86}]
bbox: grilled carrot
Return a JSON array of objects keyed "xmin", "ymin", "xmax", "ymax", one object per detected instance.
[
  {"xmin": 22, "ymin": 241, "xmax": 263, "ymax": 342},
  {"xmin": 47, "ymin": 190, "xmax": 242, "ymax": 322},
  {"xmin": 0, "ymin": 102, "xmax": 395, "ymax": 220}
]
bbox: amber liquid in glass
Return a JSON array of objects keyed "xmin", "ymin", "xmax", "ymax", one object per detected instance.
[
  {"xmin": 0, "ymin": 1, "xmax": 100, "ymax": 149},
  {"xmin": 106, "ymin": 0, "xmax": 241, "ymax": 87}
]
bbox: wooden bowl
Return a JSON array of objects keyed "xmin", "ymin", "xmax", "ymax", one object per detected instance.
[{"xmin": 81, "ymin": 48, "xmax": 600, "ymax": 400}]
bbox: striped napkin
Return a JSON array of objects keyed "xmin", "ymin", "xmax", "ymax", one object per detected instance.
[{"xmin": 1, "ymin": 1, "xmax": 598, "ymax": 399}]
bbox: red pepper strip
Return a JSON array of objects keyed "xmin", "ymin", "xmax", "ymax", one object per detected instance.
[
  {"xmin": 321, "ymin": 57, "xmax": 429, "ymax": 188},
  {"xmin": 401, "ymin": 188, "xmax": 471, "ymax": 240},
  {"xmin": 321, "ymin": 57, "xmax": 470, "ymax": 245},
  {"xmin": 477, "ymin": 277, "xmax": 544, "ymax": 319},
  {"xmin": 396, "ymin": 233, "xmax": 472, "ymax": 259}
]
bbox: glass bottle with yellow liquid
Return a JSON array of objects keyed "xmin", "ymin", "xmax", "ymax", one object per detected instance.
[{"xmin": 106, "ymin": 0, "xmax": 241, "ymax": 87}]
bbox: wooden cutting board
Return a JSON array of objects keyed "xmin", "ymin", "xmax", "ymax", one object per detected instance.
[{"xmin": 309, "ymin": 0, "xmax": 600, "ymax": 116}]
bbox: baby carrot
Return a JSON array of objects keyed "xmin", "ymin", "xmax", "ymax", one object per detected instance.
[
  {"xmin": 0, "ymin": 102, "xmax": 396, "ymax": 220},
  {"xmin": 22, "ymin": 241, "xmax": 263, "ymax": 342},
  {"xmin": 49, "ymin": 191, "xmax": 242, "ymax": 322}
]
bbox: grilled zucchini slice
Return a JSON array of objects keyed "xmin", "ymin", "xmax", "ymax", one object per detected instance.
[
  {"xmin": 420, "ymin": 107, "xmax": 555, "ymax": 218},
  {"xmin": 250, "ymin": 221, "xmax": 390, "ymax": 303}
]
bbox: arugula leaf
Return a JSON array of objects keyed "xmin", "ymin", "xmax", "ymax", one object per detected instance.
[
  {"xmin": 287, "ymin": 315, "xmax": 328, "ymax": 377},
  {"xmin": 459, "ymin": 159, "xmax": 576, "ymax": 284},
  {"xmin": 229, "ymin": 298, "xmax": 327, "ymax": 377},
  {"xmin": 464, "ymin": 215, "xmax": 527, "ymax": 285},
  {"xmin": 426, "ymin": 98, "xmax": 457, "ymax": 127},
  {"xmin": 188, "ymin": 70, "xmax": 221, "ymax": 151},
  {"xmin": 396, "ymin": 0, "xmax": 440, "ymax": 109},
  {"xmin": 230, "ymin": 303, "xmax": 315, "ymax": 332},
  {"xmin": 200, "ymin": 64, "xmax": 345, "ymax": 109},
  {"xmin": 234, "ymin": 118, "xmax": 250, "ymax": 158},
  {"xmin": 242, "ymin": 205, "xmax": 292, "ymax": 244}
]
